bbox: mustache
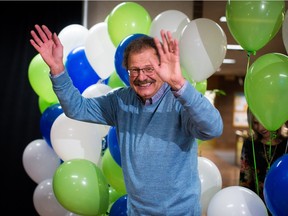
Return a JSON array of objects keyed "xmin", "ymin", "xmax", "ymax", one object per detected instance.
[{"xmin": 133, "ymin": 79, "xmax": 156, "ymax": 85}]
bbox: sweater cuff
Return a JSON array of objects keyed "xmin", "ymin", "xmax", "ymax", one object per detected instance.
[{"xmin": 171, "ymin": 80, "xmax": 189, "ymax": 97}]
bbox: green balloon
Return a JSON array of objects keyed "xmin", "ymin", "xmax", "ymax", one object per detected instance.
[
  {"xmin": 101, "ymin": 149, "xmax": 127, "ymax": 195},
  {"xmin": 107, "ymin": 2, "xmax": 151, "ymax": 47},
  {"xmin": 226, "ymin": 0, "xmax": 285, "ymax": 52},
  {"xmin": 182, "ymin": 67, "xmax": 207, "ymax": 94},
  {"xmin": 28, "ymin": 54, "xmax": 58, "ymax": 103},
  {"xmin": 195, "ymin": 80, "xmax": 207, "ymax": 95},
  {"xmin": 244, "ymin": 53, "xmax": 288, "ymax": 131},
  {"xmin": 108, "ymin": 71, "xmax": 126, "ymax": 88},
  {"xmin": 108, "ymin": 185, "xmax": 124, "ymax": 204},
  {"xmin": 53, "ymin": 159, "xmax": 109, "ymax": 216},
  {"xmin": 38, "ymin": 96, "xmax": 59, "ymax": 113}
]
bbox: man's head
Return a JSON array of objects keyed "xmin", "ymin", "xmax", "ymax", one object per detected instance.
[{"xmin": 123, "ymin": 36, "xmax": 164, "ymax": 101}]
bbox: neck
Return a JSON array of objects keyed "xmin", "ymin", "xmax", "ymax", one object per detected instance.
[{"xmin": 262, "ymin": 137, "xmax": 282, "ymax": 146}]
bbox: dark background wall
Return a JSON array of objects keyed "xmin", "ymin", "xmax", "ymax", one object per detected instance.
[{"xmin": 1, "ymin": 1, "xmax": 83, "ymax": 214}]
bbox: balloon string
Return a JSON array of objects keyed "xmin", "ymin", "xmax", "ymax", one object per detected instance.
[
  {"xmin": 246, "ymin": 52, "xmax": 259, "ymax": 194},
  {"xmin": 266, "ymin": 131, "xmax": 277, "ymax": 169},
  {"xmin": 246, "ymin": 51, "xmax": 260, "ymax": 194},
  {"xmin": 246, "ymin": 51, "xmax": 251, "ymax": 73},
  {"xmin": 249, "ymin": 115, "xmax": 259, "ymax": 195}
]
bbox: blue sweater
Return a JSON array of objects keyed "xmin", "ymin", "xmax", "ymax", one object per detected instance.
[{"xmin": 51, "ymin": 71, "xmax": 223, "ymax": 216}]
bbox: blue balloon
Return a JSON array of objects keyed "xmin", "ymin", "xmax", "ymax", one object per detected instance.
[
  {"xmin": 66, "ymin": 46, "xmax": 108, "ymax": 93},
  {"xmin": 40, "ymin": 103, "xmax": 63, "ymax": 147},
  {"xmin": 109, "ymin": 195, "xmax": 127, "ymax": 216},
  {"xmin": 114, "ymin": 34, "xmax": 147, "ymax": 86},
  {"xmin": 264, "ymin": 154, "xmax": 288, "ymax": 216},
  {"xmin": 107, "ymin": 126, "xmax": 121, "ymax": 166}
]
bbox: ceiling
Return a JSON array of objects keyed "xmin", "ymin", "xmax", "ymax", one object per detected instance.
[{"xmin": 199, "ymin": 1, "xmax": 287, "ymax": 77}]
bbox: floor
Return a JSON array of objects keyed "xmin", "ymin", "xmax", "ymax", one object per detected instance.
[{"xmin": 199, "ymin": 142, "xmax": 240, "ymax": 188}]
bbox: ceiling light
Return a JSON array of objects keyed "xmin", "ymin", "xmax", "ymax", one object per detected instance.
[
  {"xmin": 227, "ymin": 44, "xmax": 244, "ymax": 50},
  {"xmin": 223, "ymin": 59, "xmax": 236, "ymax": 64},
  {"xmin": 220, "ymin": 16, "xmax": 226, "ymax": 22}
]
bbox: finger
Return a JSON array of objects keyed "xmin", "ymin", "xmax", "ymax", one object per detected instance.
[
  {"xmin": 52, "ymin": 32, "xmax": 62, "ymax": 47},
  {"xmin": 29, "ymin": 39, "xmax": 39, "ymax": 50},
  {"xmin": 34, "ymin": 24, "xmax": 49, "ymax": 43},
  {"xmin": 160, "ymin": 30, "xmax": 169, "ymax": 53},
  {"xmin": 166, "ymin": 31, "xmax": 176, "ymax": 53},
  {"xmin": 30, "ymin": 29, "xmax": 43, "ymax": 47},
  {"xmin": 42, "ymin": 25, "xmax": 53, "ymax": 40},
  {"xmin": 173, "ymin": 39, "xmax": 179, "ymax": 55},
  {"xmin": 154, "ymin": 37, "xmax": 164, "ymax": 57}
]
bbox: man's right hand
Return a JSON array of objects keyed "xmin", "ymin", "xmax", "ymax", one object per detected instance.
[{"xmin": 30, "ymin": 24, "xmax": 65, "ymax": 75}]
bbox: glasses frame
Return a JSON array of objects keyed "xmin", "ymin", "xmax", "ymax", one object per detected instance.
[{"xmin": 128, "ymin": 66, "xmax": 155, "ymax": 77}]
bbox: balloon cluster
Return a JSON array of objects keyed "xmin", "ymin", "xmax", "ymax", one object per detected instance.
[
  {"xmin": 24, "ymin": 1, "xmax": 288, "ymax": 215},
  {"xmin": 225, "ymin": 2, "xmax": 288, "ymax": 216},
  {"xmin": 226, "ymin": 0, "xmax": 288, "ymax": 131}
]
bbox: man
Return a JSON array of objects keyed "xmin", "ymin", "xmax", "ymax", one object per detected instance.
[{"xmin": 30, "ymin": 24, "xmax": 223, "ymax": 216}]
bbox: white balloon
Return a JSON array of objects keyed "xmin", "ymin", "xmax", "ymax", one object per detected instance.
[
  {"xmin": 82, "ymin": 83, "xmax": 112, "ymax": 98},
  {"xmin": 33, "ymin": 178, "xmax": 69, "ymax": 216},
  {"xmin": 207, "ymin": 186, "xmax": 269, "ymax": 216},
  {"xmin": 282, "ymin": 9, "xmax": 288, "ymax": 54},
  {"xmin": 22, "ymin": 139, "xmax": 61, "ymax": 184},
  {"xmin": 50, "ymin": 113, "xmax": 104, "ymax": 165},
  {"xmin": 82, "ymin": 83, "xmax": 111, "ymax": 140},
  {"xmin": 150, "ymin": 10, "xmax": 190, "ymax": 41},
  {"xmin": 179, "ymin": 18, "xmax": 227, "ymax": 82},
  {"xmin": 85, "ymin": 22, "xmax": 116, "ymax": 79},
  {"xmin": 198, "ymin": 156, "xmax": 222, "ymax": 214},
  {"xmin": 58, "ymin": 24, "xmax": 89, "ymax": 62}
]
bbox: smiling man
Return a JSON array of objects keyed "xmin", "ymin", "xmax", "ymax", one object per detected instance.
[{"xmin": 30, "ymin": 24, "xmax": 223, "ymax": 216}]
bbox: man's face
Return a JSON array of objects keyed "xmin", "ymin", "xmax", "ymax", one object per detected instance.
[{"xmin": 128, "ymin": 48, "xmax": 163, "ymax": 101}]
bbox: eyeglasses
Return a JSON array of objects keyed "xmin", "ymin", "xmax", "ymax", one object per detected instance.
[{"xmin": 128, "ymin": 66, "xmax": 155, "ymax": 77}]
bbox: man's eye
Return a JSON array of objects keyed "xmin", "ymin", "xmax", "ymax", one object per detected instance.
[
  {"xmin": 146, "ymin": 67, "xmax": 154, "ymax": 72},
  {"xmin": 131, "ymin": 69, "xmax": 138, "ymax": 73}
]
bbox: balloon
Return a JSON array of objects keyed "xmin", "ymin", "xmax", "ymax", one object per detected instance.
[
  {"xmin": 28, "ymin": 54, "xmax": 58, "ymax": 103},
  {"xmin": 114, "ymin": 33, "xmax": 146, "ymax": 86},
  {"xmin": 40, "ymin": 103, "xmax": 63, "ymax": 147},
  {"xmin": 194, "ymin": 80, "xmax": 207, "ymax": 95},
  {"xmin": 22, "ymin": 139, "xmax": 61, "ymax": 184},
  {"xmin": 198, "ymin": 156, "xmax": 222, "ymax": 214},
  {"xmin": 244, "ymin": 53, "xmax": 288, "ymax": 131},
  {"xmin": 282, "ymin": 9, "xmax": 288, "ymax": 54},
  {"xmin": 179, "ymin": 18, "xmax": 227, "ymax": 82},
  {"xmin": 109, "ymin": 195, "xmax": 127, "ymax": 216},
  {"xmin": 65, "ymin": 46, "xmax": 102, "ymax": 93},
  {"xmin": 81, "ymin": 82, "xmax": 112, "ymax": 146},
  {"xmin": 53, "ymin": 159, "xmax": 109, "ymax": 215},
  {"xmin": 182, "ymin": 67, "xmax": 207, "ymax": 94},
  {"xmin": 107, "ymin": 2, "xmax": 151, "ymax": 47},
  {"xmin": 38, "ymin": 96, "xmax": 59, "ymax": 114},
  {"xmin": 85, "ymin": 22, "xmax": 116, "ymax": 80},
  {"xmin": 33, "ymin": 178, "xmax": 70, "ymax": 216},
  {"xmin": 58, "ymin": 24, "xmax": 89, "ymax": 62},
  {"xmin": 82, "ymin": 82, "xmax": 112, "ymax": 99},
  {"xmin": 207, "ymin": 186, "xmax": 268, "ymax": 216},
  {"xmin": 50, "ymin": 113, "xmax": 104, "ymax": 165},
  {"xmin": 150, "ymin": 10, "xmax": 190, "ymax": 41},
  {"xmin": 107, "ymin": 71, "xmax": 126, "ymax": 88},
  {"xmin": 264, "ymin": 154, "xmax": 288, "ymax": 216},
  {"xmin": 108, "ymin": 185, "xmax": 124, "ymax": 205},
  {"xmin": 107, "ymin": 126, "xmax": 121, "ymax": 166},
  {"xmin": 226, "ymin": 0, "xmax": 285, "ymax": 53},
  {"xmin": 101, "ymin": 149, "xmax": 126, "ymax": 195}
]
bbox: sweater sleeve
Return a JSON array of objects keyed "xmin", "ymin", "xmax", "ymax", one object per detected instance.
[
  {"xmin": 50, "ymin": 70, "xmax": 115, "ymax": 125},
  {"xmin": 175, "ymin": 81, "xmax": 223, "ymax": 140}
]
